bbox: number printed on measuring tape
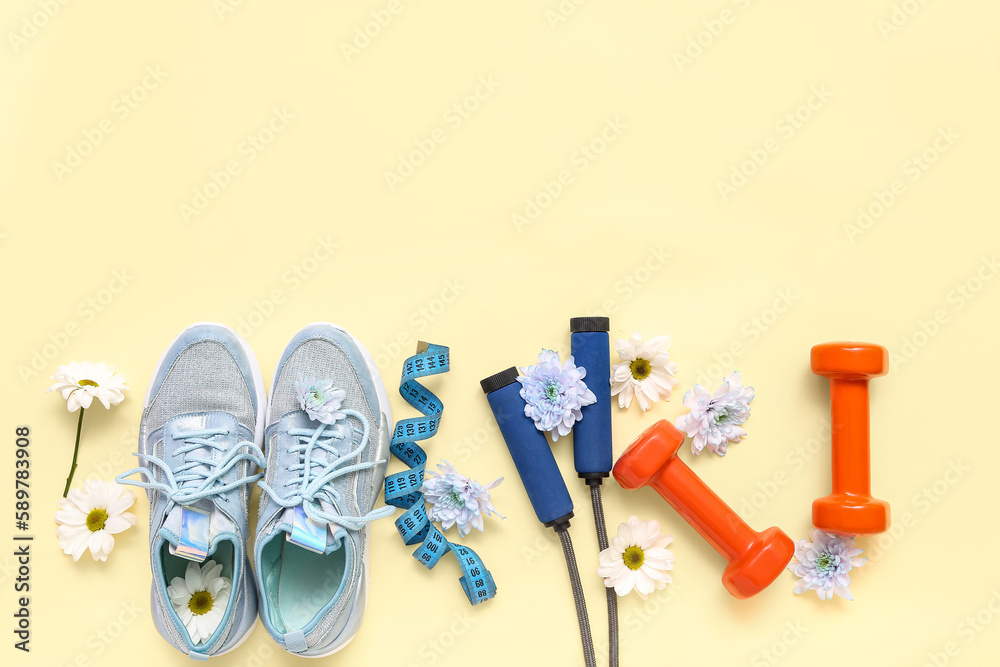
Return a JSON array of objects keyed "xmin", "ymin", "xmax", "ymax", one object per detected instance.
[{"xmin": 383, "ymin": 343, "xmax": 497, "ymax": 606}]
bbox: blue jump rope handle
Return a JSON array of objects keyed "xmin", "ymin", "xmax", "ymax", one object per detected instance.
[
  {"xmin": 570, "ymin": 317, "xmax": 613, "ymax": 478},
  {"xmin": 482, "ymin": 371, "xmax": 574, "ymax": 527}
]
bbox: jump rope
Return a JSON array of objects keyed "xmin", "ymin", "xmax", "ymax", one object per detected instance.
[{"xmin": 481, "ymin": 317, "xmax": 618, "ymax": 667}]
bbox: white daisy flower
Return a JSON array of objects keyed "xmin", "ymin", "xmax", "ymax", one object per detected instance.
[
  {"xmin": 674, "ymin": 371, "xmax": 755, "ymax": 456},
  {"xmin": 167, "ymin": 560, "xmax": 232, "ymax": 645},
  {"xmin": 610, "ymin": 333, "xmax": 679, "ymax": 411},
  {"xmin": 47, "ymin": 361, "xmax": 128, "ymax": 412},
  {"xmin": 55, "ymin": 479, "xmax": 137, "ymax": 562},
  {"xmin": 597, "ymin": 515, "xmax": 674, "ymax": 600}
]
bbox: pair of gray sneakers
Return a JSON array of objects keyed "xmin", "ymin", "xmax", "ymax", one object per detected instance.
[{"xmin": 118, "ymin": 322, "xmax": 393, "ymax": 660}]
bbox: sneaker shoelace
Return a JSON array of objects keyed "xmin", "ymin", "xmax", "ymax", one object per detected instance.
[
  {"xmin": 257, "ymin": 409, "xmax": 394, "ymax": 531},
  {"xmin": 118, "ymin": 427, "xmax": 266, "ymax": 508}
]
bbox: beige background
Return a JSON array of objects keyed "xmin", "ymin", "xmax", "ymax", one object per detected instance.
[{"xmin": 2, "ymin": 1, "xmax": 999, "ymax": 666}]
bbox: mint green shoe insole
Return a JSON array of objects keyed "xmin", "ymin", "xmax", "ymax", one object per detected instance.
[{"xmin": 273, "ymin": 540, "xmax": 347, "ymax": 631}]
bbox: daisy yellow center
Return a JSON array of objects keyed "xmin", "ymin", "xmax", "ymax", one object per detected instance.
[
  {"xmin": 622, "ymin": 546, "xmax": 645, "ymax": 570},
  {"xmin": 86, "ymin": 508, "xmax": 108, "ymax": 532},
  {"xmin": 309, "ymin": 388, "xmax": 324, "ymax": 403},
  {"xmin": 189, "ymin": 590, "xmax": 214, "ymax": 615},
  {"xmin": 78, "ymin": 379, "xmax": 99, "ymax": 387},
  {"xmin": 544, "ymin": 382, "xmax": 560, "ymax": 402},
  {"xmin": 815, "ymin": 553, "xmax": 833, "ymax": 572},
  {"xmin": 629, "ymin": 359, "xmax": 652, "ymax": 380}
]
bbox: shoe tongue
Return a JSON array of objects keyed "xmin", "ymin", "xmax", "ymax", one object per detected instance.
[
  {"xmin": 274, "ymin": 412, "xmax": 356, "ymax": 554},
  {"xmin": 278, "ymin": 506, "xmax": 348, "ymax": 554},
  {"xmin": 158, "ymin": 413, "xmax": 243, "ymax": 561},
  {"xmin": 160, "ymin": 500, "xmax": 237, "ymax": 562}
]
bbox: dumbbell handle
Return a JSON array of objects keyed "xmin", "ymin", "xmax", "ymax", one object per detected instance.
[
  {"xmin": 830, "ymin": 377, "xmax": 872, "ymax": 496},
  {"xmin": 646, "ymin": 449, "xmax": 758, "ymax": 562}
]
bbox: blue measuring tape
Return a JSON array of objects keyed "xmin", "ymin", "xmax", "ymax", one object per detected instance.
[{"xmin": 383, "ymin": 342, "xmax": 498, "ymax": 605}]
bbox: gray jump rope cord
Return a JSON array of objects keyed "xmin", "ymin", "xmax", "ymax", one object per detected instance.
[
  {"xmin": 557, "ymin": 526, "xmax": 598, "ymax": 667},
  {"xmin": 589, "ymin": 480, "xmax": 619, "ymax": 667}
]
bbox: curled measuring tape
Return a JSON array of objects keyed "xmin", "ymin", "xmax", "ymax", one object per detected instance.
[{"xmin": 383, "ymin": 342, "xmax": 498, "ymax": 605}]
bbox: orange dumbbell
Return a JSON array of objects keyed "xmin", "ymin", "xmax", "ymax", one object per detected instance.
[
  {"xmin": 811, "ymin": 342, "xmax": 890, "ymax": 536},
  {"xmin": 613, "ymin": 420, "xmax": 794, "ymax": 599}
]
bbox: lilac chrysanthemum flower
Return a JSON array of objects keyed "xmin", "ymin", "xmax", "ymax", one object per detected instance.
[
  {"xmin": 421, "ymin": 460, "xmax": 503, "ymax": 538},
  {"xmin": 674, "ymin": 371, "xmax": 754, "ymax": 456},
  {"xmin": 294, "ymin": 375, "xmax": 346, "ymax": 424},
  {"xmin": 517, "ymin": 349, "xmax": 597, "ymax": 442},
  {"xmin": 788, "ymin": 528, "xmax": 867, "ymax": 600}
]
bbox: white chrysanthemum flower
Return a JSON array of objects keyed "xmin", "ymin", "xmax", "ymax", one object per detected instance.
[
  {"xmin": 294, "ymin": 375, "xmax": 346, "ymax": 424},
  {"xmin": 610, "ymin": 333, "xmax": 679, "ymax": 411},
  {"xmin": 55, "ymin": 479, "xmax": 137, "ymax": 562},
  {"xmin": 788, "ymin": 528, "xmax": 866, "ymax": 601},
  {"xmin": 597, "ymin": 515, "xmax": 674, "ymax": 600},
  {"xmin": 674, "ymin": 371, "xmax": 755, "ymax": 456},
  {"xmin": 47, "ymin": 361, "xmax": 128, "ymax": 412},
  {"xmin": 421, "ymin": 460, "xmax": 503, "ymax": 538},
  {"xmin": 167, "ymin": 560, "xmax": 232, "ymax": 645}
]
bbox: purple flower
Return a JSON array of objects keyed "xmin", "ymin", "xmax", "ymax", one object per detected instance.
[
  {"xmin": 674, "ymin": 371, "xmax": 754, "ymax": 456},
  {"xmin": 517, "ymin": 350, "xmax": 597, "ymax": 441},
  {"xmin": 788, "ymin": 528, "xmax": 867, "ymax": 600},
  {"xmin": 421, "ymin": 460, "xmax": 503, "ymax": 538},
  {"xmin": 294, "ymin": 375, "xmax": 346, "ymax": 424}
]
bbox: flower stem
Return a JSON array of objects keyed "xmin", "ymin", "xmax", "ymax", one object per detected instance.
[{"xmin": 62, "ymin": 408, "xmax": 85, "ymax": 497}]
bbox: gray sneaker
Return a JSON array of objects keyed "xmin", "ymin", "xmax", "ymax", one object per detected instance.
[
  {"xmin": 254, "ymin": 323, "xmax": 394, "ymax": 657},
  {"xmin": 117, "ymin": 322, "xmax": 267, "ymax": 660}
]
